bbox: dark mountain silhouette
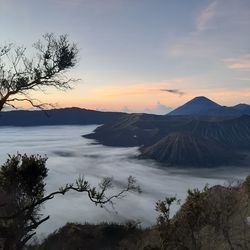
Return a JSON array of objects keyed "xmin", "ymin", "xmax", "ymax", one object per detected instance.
[
  {"xmin": 0, "ymin": 108, "xmax": 126, "ymax": 126},
  {"xmin": 85, "ymin": 114, "xmax": 250, "ymax": 166},
  {"xmin": 140, "ymin": 132, "xmax": 241, "ymax": 167},
  {"xmin": 232, "ymin": 103, "xmax": 250, "ymax": 115},
  {"xmin": 85, "ymin": 114, "xmax": 169, "ymax": 147},
  {"xmin": 168, "ymin": 96, "xmax": 220, "ymax": 116},
  {"xmin": 183, "ymin": 115, "xmax": 250, "ymax": 149},
  {"xmin": 167, "ymin": 96, "xmax": 250, "ymax": 116},
  {"xmin": 1, "ymin": 97, "xmax": 250, "ymax": 167},
  {"xmin": 83, "ymin": 96, "xmax": 250, "ymax": 166}
]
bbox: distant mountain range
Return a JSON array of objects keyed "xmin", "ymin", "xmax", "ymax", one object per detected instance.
[
  {"xmin": 167, "ymin": 96, "xmax": 250, "ymax": 116},
  {"xmin": 85, "ymin": 113, "xmax": 250, "ymax": 167},
  {"xmin": 84, "ymin": 96, "xmax": 250, "ymax": 167},
  {"xmin": 0, "ymin": 108, "xmax": 125, "ymax": 126},
  {"xmin": 1, "ymin": 97, "xmax": 250, "ymax": 167},
  {"xmin": 0, "ymin": 97, "xmax": 249, "ymax": 127}
]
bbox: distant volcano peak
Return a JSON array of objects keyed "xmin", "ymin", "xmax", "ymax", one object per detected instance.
[
  {"xmin": 168, "ymin": 96, "xmax": 220, "ymax": 116},
  {"xmin": 190, "ymin": 96, "xmax": 218, "ymax": 103}
]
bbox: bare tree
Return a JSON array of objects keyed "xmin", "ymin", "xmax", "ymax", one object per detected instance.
[
  {"xmin": 0, "ymin": 33, "xmax": 78, "ymax": 111},
  {"xmin": 0, "ymin": 34, "xmax": 141, "ymax": 250}
]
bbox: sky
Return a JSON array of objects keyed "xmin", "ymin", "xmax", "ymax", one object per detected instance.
[{"xmin": 0, "ymin": 0, "xmax": 249, "ymax": 114}]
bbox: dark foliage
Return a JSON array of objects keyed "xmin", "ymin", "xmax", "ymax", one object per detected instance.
[
  {"xmin": 26, "ymin": 222, "xmax": 150, "ymax": 250},
  {"xmin": 156, "ymin": 178, "xmax": 250, "ymax": 250},
  {"xmin": 0, "ymin": 154, "xmax": 48, "ymax": 250},
  {"xmin": 0, "ymin": 154, "xmax": 140, "ymax": 250}
]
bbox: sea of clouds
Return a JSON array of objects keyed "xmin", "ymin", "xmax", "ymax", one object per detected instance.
[{"xmin": 0, "ymin": 125, "xmax": 248, "ymax": 238}]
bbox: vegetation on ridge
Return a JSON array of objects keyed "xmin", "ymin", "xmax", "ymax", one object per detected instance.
[{"xmin": 27, "ymin": 175, "xmax": 250, "ymax": 250}]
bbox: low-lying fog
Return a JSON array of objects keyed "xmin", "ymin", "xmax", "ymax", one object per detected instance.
[{"xmin": 0, "ymin": 125, "xmax": 248, "ymax": 238}]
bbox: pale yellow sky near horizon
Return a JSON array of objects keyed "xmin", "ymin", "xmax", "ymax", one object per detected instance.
[{"xmin": 14, "ymin": 79, "xmax": 250, "ymax": 113}]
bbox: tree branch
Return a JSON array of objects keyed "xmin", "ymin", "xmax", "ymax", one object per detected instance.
[
  {"xmin": 0, "ymin": 33, "xmax": 79, "ymax": 111},
  {"xmin": 0, "ymin": 176, "xmax": 141, "ymax": 220}
]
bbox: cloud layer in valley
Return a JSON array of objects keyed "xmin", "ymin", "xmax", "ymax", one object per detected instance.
[{"xmin": 0, "ymin": 125, "xmax": 248, "ymax": 237}]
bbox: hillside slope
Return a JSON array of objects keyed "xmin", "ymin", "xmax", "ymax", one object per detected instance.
[
  {"xmin": 28, "ymin": 175, "xmax": 250, "ymax": 250},
  {"xmin": 85, "ymin": 114, "xmax": 250, "ymax": 166},
  {"xmin": 140, "ymin": 132, "xmax": 241, "ymax": 166}
]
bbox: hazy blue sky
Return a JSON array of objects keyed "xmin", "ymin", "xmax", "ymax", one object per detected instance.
[{"xmin": 0, "ymin": 0, "xmax": 249, "ymax": 113}]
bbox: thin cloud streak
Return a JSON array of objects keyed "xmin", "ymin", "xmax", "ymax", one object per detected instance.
[
  {"xmin": 168, "ymin": 0, "xmax": 250, "ymax": 59},
  {"xmin": 160, "ymin": 89, "xmax": 185, "ymax": 96},
  {"xmin": 235, "ymin": 78, "xmax": 250, "ymax": 81},
  {"xmin": 196, "ymin": 0, "xmax": 219, "ymax": 31},
  {"xmin": 223, "ymin": 54, "xmax": 250, "ymax": 71}
]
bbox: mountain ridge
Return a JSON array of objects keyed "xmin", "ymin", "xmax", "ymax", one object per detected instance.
[
  {"xmin": 0, "ymin": 107, "xmax": 127, "ymax": 126},
  {"xmin": 85, "ymin": 114, "xmax": 250, "ymax": 166},
  {"xmin": 1, "ymin": 97, "xmax": 250, "ymax": 167},
  {"xmin": 167, "ymin": 96, "xmax": 250, "ymax": 116}
]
